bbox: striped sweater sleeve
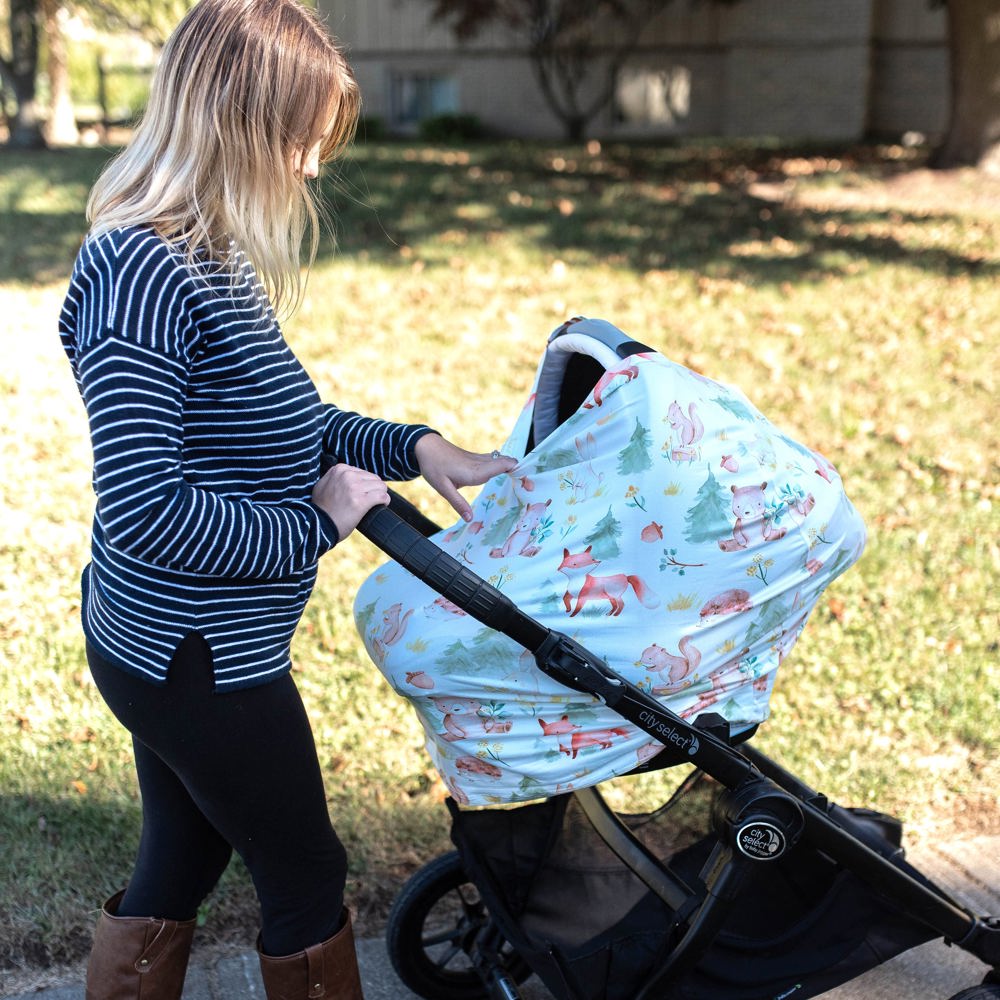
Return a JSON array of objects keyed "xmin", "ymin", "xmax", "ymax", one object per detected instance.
[
  {"xmin": 72, "ymin": 234, "xmax": 337, "ymax": 580},
  {"xmin": 321, "ymin": 406, "xmax": 436, "ymax": 481}
]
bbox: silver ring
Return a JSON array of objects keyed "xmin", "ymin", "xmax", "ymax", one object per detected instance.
[{"xmin": 491, "ymin": 449, "xmax": 501, "ymax": 459}]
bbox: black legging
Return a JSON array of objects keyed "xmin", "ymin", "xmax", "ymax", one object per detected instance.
[{"xmin": 86, "ymin": 633, "xmax": 347, "ymax": 956}]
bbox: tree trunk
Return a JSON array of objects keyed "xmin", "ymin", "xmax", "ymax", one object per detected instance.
[
  {"xmin": 934, "ymin": 0, "xmax": 1000, "ymax": 172},
  {"xmin": 43, "ymin": 0, "xmax": 78, "ymax": 145},
  {"xmin": 6, "ymin": 0, "xmax": 47, "ymax": 148},
  {"xmin": 564, "ymin": 114, "xmax": 586, "ymax": 141}
]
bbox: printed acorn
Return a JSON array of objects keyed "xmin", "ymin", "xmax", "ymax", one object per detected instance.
[
  {"xmin": 405, "ymin": 671, "xmax": 435, "ymax": 689},
  {"xmin": 721, "ymin": 454, "xmax": 739, "ymax": 473},
  {"xmin": 641, "ymin": 521, "xmax": 664, "ymax": 542}
]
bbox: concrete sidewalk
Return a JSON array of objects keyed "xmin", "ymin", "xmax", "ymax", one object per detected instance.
[{"xmin": 5, "ymin": 836, "xmax": 997, "ymax": 1000}]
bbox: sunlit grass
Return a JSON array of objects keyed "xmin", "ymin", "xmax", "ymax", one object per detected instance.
[{"xmin": 1, "ymin": 140, "xmax": 997, "ymax": 972}]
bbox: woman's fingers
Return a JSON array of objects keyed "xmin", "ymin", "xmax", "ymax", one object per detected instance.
[
  {"xmin": 414, "ymin": 435, "xmax": 518, "ymax": 520},
  {"xmin": 312, "ymin": 464, "xmax": 389, "ymax": 541}
]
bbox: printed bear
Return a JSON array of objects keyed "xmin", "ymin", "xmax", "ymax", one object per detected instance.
[
  {"xmin": 431, "ymin": 696, "xmax": 512, "ymax": 742},
  {"xmin": 718, "ymin": 482, "xmax": 786, "ymax": 552}
]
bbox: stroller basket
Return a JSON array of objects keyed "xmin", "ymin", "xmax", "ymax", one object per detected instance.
[
  {"xmin": 445, "ymin": 771, "xmax": 938, "ymax": 1000},
  {"xmin": 355, "ymin": 319, "xmax": 1000, "ymax": 1000}
]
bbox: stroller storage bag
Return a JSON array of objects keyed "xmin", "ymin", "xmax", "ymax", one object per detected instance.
[{"xmin": 446, "ymin": 771, "xmax": 938, "ymax": 1000}]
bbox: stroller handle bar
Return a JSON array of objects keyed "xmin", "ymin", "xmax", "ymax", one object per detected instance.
[
  {"xmin": 358, "ymin": 499, "xmax": 550, "ymax": 653},
  {"xmin": 357, "ymin": 498, "xmax": 754, "ymax": 789}
]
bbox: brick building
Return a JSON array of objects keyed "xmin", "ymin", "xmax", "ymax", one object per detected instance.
[{"xmin": 317, "ymin": 0, "xmax": 948, "ymax": 142}]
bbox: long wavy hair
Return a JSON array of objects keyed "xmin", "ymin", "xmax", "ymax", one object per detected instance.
[{"xmin": 87, "ymin": 0, "xmax": 360, "ymax": 315}]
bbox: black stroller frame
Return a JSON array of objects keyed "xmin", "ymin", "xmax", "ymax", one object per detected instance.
[{"xmin": 358, "ymin": 496, "xmax": 1000, "ymax": 1000}]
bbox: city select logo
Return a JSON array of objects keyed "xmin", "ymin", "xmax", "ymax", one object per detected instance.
[
  {"xmin": 736, "ymin": 821, "xmax": 787, "ymax": 860},
  {"xmin": 773, "ymin": 985, "xmax": 803, "ymax": 1000},
  {"xmin": 638, "ymin": 710, "xmax": 700, "ymax": 755}
]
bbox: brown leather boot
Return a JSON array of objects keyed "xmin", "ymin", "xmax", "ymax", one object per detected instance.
[
  {"xmin": 84, "ymin": 890, "xmax": 197, "ymax": 1000},
  {"xmin": 257, "ymin": 909, "xmax": 364, "ymax": 1000}
]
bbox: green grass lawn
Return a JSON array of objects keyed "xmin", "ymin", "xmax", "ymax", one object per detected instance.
[{"xmin": 1, "ymin": 139, "xmax": 997, "ymax": 975}]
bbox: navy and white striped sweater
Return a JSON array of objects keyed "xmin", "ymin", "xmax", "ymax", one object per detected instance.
[{"xmin": 60, "ymin": 226, "xmax": 434, "ymax": 691}]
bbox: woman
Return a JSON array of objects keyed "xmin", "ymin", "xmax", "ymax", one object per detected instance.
[{"xmin": 59, "ymin": 2, "xmax": 515, "ymax": 998}]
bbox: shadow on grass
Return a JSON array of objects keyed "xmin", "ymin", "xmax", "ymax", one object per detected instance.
[
  {"xmin": 0, "ymin": 788, "xmax": 447, "ymax": 971},
  {"xmin": 0, "ymin": 146, "xmax": 110, "ymax": 285},
  {"xmin": 1, "ymin": 141, "xmax": 995, "ymax": 287},
  {"xmin": 0, "ymin": 792, "xmax": 141, "ymax": 968},
  {"xmin": 319, "ymin": 140, "xmax": 998, "ymax": 282}
]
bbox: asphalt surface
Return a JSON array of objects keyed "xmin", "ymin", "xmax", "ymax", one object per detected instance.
[{"xmin": 4, "ymin": 835, "xmax": 997, "ymax": 1000}]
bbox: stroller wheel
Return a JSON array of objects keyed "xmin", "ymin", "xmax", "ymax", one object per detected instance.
[
  {"xmin": 947, "ymin": 984, "xmax": 1000, "ymax": 1000},
  {"xmin": 386, "ymin": 850, "xmax": 531, "ymax": 1000}
]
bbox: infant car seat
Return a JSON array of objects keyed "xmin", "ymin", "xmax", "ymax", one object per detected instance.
[{"xmin": 354, "ymin": 318, "xmax": 866, "ymax": 807}]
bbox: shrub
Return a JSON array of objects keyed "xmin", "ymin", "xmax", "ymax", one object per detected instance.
[
  {"xmin": 418, "ymin": 113, "xmax": 484, "ymax": 143},
  {"xmin": 356, "ymin": 115, "xmax": 387, "ymax": 142}
]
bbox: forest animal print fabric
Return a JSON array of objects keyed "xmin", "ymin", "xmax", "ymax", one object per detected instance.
[{"xmin": 354, "ymin": 318, "xmax": 866, "ymax": 807}]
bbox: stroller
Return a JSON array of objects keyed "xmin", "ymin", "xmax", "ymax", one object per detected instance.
[{"xmin": 354, "ymin": 319, "xmax": 1000, "ymax": 1000}]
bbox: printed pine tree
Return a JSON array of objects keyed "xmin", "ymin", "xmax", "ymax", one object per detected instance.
[
  {"xmin": 584, "ymin": 506, "xmax": 622, "ymax": 559},
  {"xmin": 434, "ymin": 627, "xmax": 521, "ymax": 675},
  {"xmin": 354, "ymin": 600, "xmax": 379, "ymax": 635},
  {"xmin": 534, "ymin": 445, "xmax": 579, "ymax": 473},
  {"xmin": 683, "ymin": 466, "xmax": 731, "ymax": 545},
  {"xmin": 711, "ymin": 394, "xmax": 759, "ymax": 424},
  {"xmin": 742, "ymin": 598, "xmax": 792, "ymax": 647},
  {"xmin": 783, "ymin": 433, "xmax": 821, "ymax": 465},
  {"xmin": 482, "ymin": 506, "xmax": 520, "ymax": 547},
  {"xmin": 539, "ymin": 589, "xmax": 566, "ymax": 615},
  {"xmin": 517, "ymin": 775, "xmax": 548, "ymax": 799},
  {"xmin": 617, "ymin": 419, "xmax": 653, "ymax": 476}
]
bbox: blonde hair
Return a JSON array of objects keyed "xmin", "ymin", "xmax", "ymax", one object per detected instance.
[{"xmin": 88, "ymin": 0, "xmax": 360, "ymax": 314}]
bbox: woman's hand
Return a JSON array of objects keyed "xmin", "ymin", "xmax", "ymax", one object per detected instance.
[
  {"xmin": 415, "ymin": 434, "xmax": 518, "ymax": 522},
  {"xmin": 312, "ymin": 463, "xmax": 390, "ymax": 541}
]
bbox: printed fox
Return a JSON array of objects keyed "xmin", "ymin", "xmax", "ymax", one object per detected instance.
[
  {"xmin": 538, "ymin": 715, "xmax": 580, "ymax": 736},
  {"xmin": 558, "ymin": 726, "xmax": 630, "ymax": 759},
  {"xmin": 583, "ymin": 365, "xmax": 639, "ymax": 408},
  {"xmin": 558, "ymin": 546, "xmax": 659, "ymax": 617}
]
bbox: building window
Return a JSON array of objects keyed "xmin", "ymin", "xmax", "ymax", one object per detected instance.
[
  {"xmin": 390, "ymin": 72, "xmax": 458, "ymax": 126},
  {"xmin": 616, "ymin": 65, "xmax": 692, "ymax": 126}
]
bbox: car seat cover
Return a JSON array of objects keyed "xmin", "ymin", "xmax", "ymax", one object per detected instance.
[{"xmin": 354, "ymin": 319, "xmax": 866, "ymax": 807}]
